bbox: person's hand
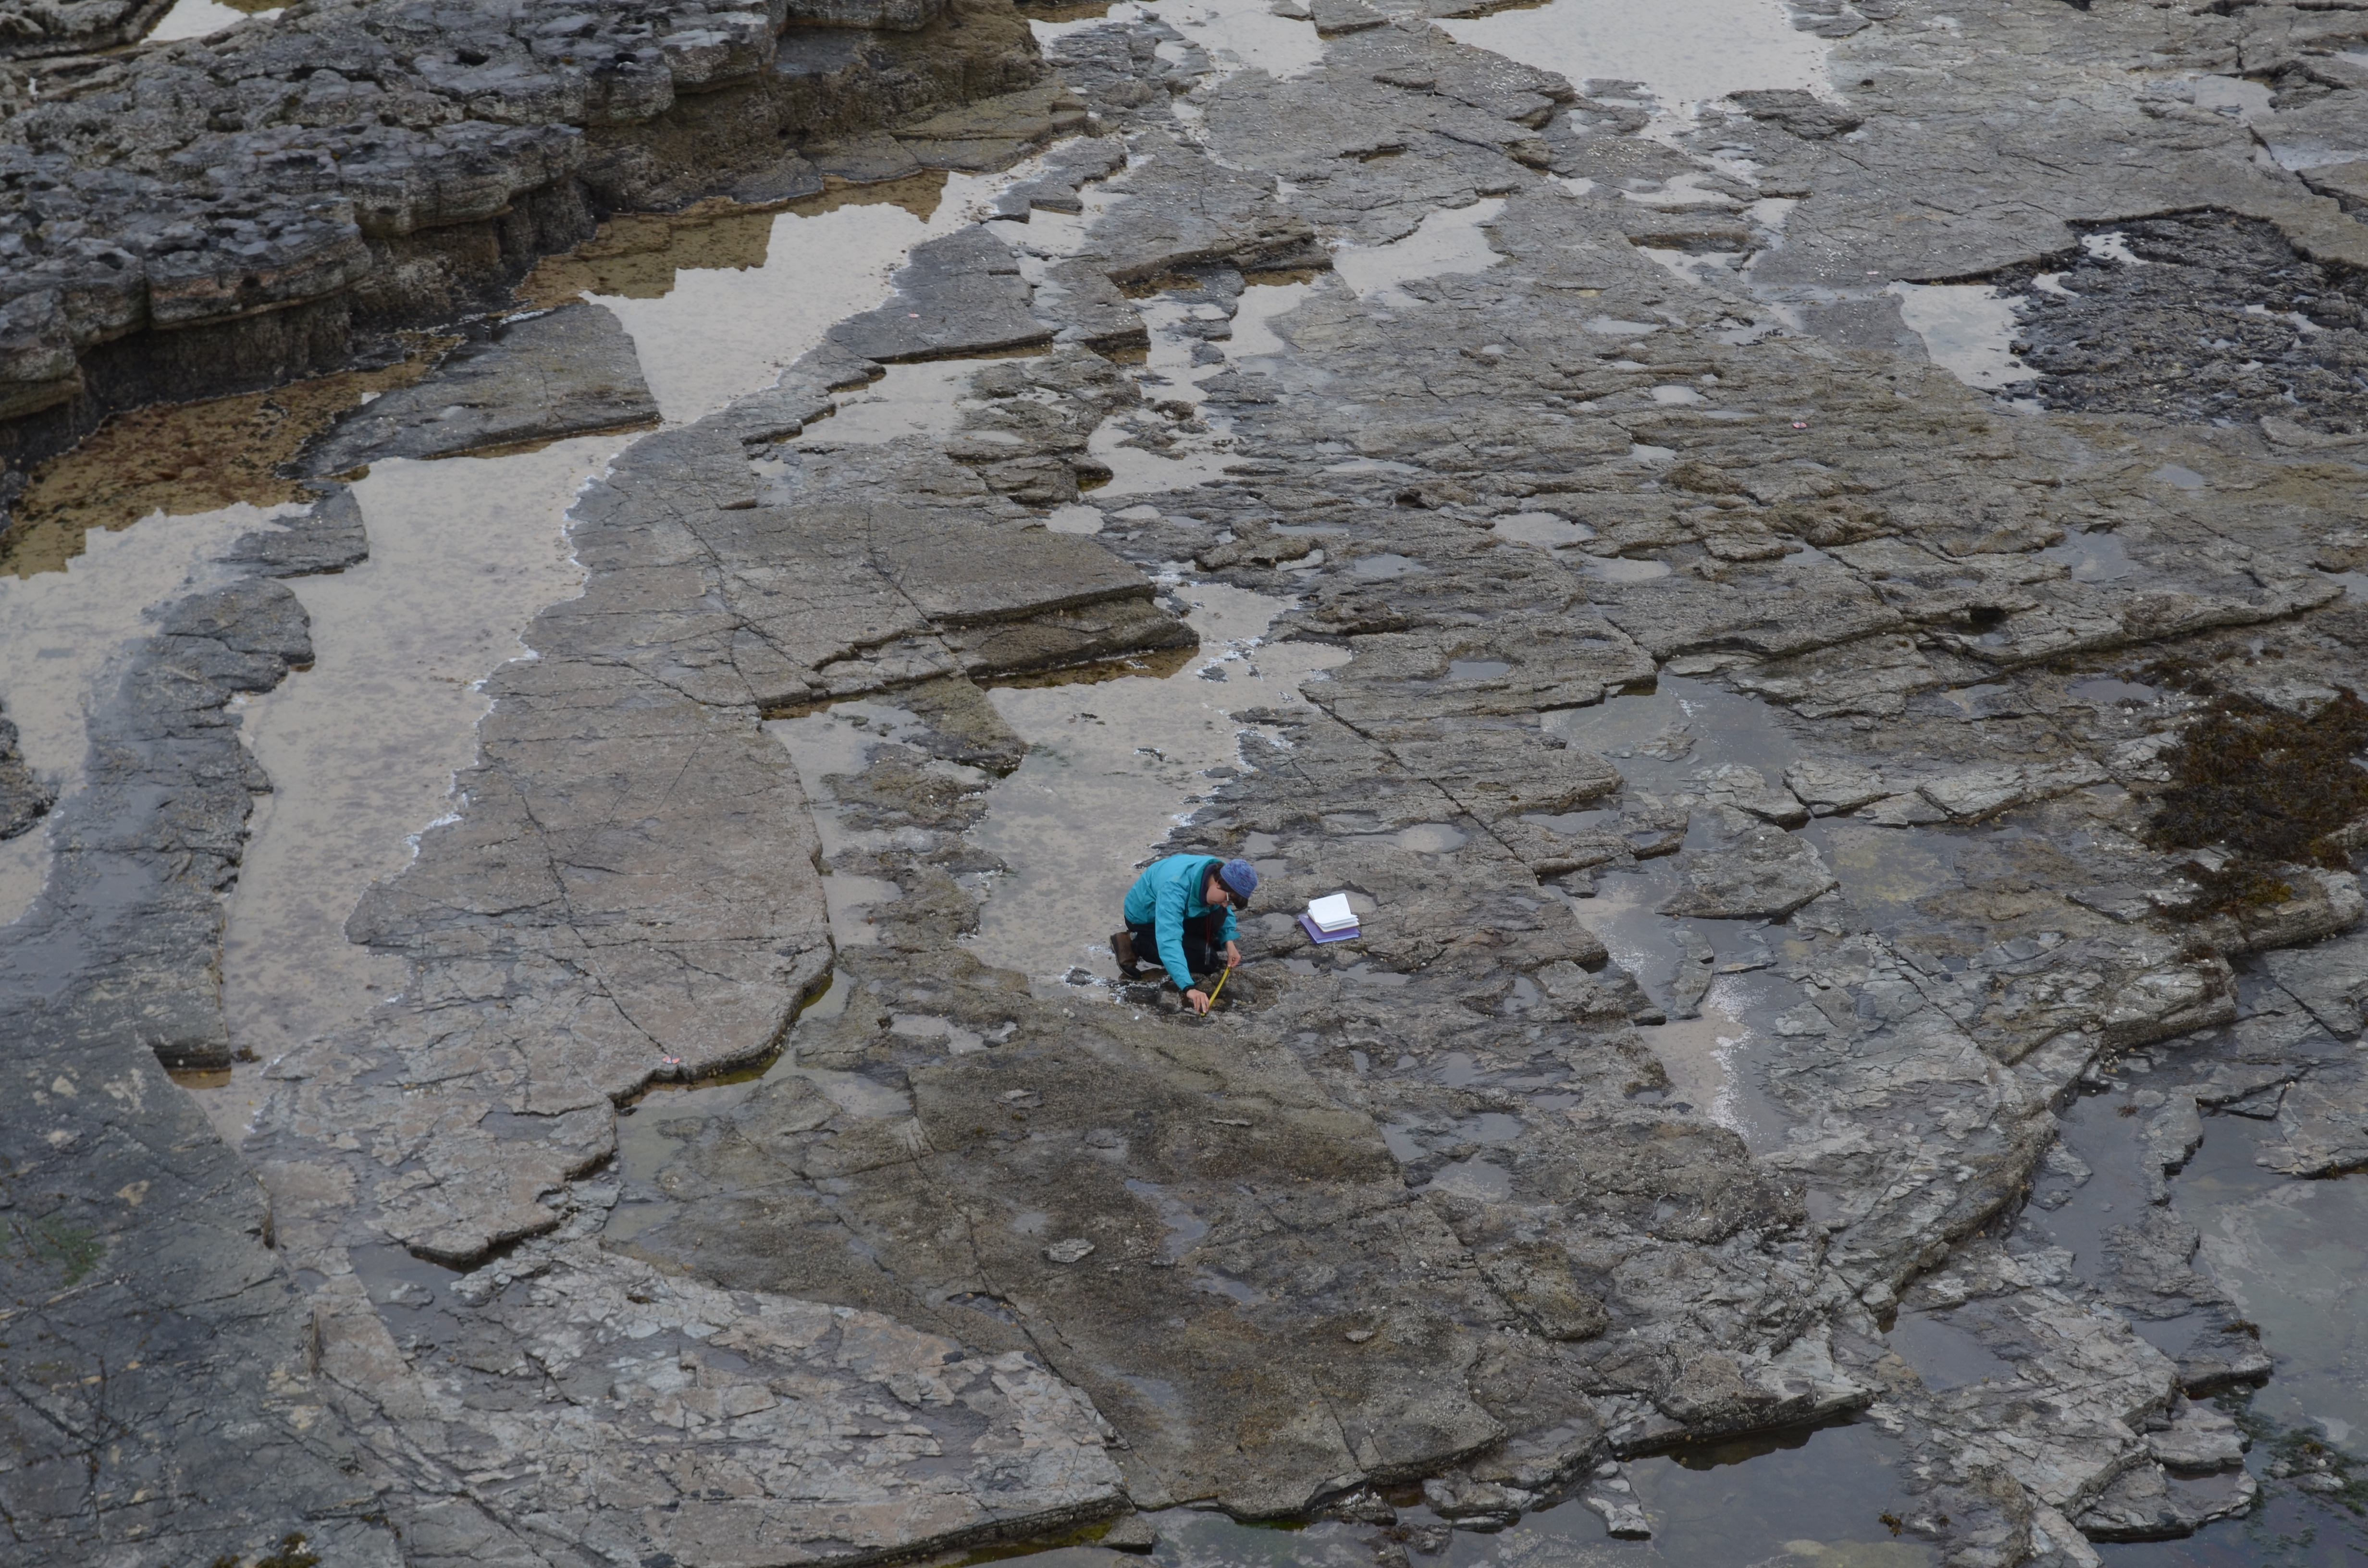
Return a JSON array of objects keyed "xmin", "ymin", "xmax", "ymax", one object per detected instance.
[
  {"xmin": 1186, "ymin": 988, "xmax": 1211, "ymax": 1015},
  {"xmin": 1224, "ymin": 941, "xmax": 1241, "ymax": 970}
]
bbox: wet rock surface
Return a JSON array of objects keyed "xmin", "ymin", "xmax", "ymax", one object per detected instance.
[
  {"xmin": 0, "ymin": 493, "xmax": 353, "ymax": 1072},
  {"xmin": 325, "ymin": 1231, "xmax": 1126, "ymax": 1567},
  {"xmin": 8, "ymin": 0, "xmax": 2368, "ymax": 1563}
]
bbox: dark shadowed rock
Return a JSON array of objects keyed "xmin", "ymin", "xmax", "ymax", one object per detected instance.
[
  {"xmin": 0, "ymin": 693, "xmax": 51, "ymax": 839},
  {"xmin": 0, "ymin": 0, "xmax": 1048, "ymax": 464},
  {"xmin": 0, "ymin": 1031, "xmax": 403, "ymax": 1568}
]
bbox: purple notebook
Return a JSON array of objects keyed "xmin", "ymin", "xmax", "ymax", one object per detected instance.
[{"xmin": 1299, "ymin": 913, "xmax": 1360, "ymax": 944}]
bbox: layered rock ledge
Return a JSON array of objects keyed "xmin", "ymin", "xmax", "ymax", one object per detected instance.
[{"xmin": 0, "ymin": 0, "xmax": 1059, "ymax": 467}]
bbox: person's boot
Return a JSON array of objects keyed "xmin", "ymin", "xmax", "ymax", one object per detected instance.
[{"xmin": 1110, "ymin": 931, "xmax": 1140, "ymax": 977}]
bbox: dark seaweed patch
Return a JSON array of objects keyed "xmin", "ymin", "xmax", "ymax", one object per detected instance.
[
  {"xmin": 2139, "ymin": 675, "xmax": 2368, "ymax": 914},
  {"xmin": 1995, "ymin": 211, "xmax": 2368, "ymax": 435}
]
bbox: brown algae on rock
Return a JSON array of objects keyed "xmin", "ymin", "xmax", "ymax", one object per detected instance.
[{"xmin": 0, "ymin": 350, "xmax": 442, "ymax": 577}]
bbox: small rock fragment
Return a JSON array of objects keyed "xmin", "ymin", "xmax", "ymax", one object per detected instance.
[{"xmin": 1101, "ymin": 1513, "xmax": 1159, "ymax": 1551}]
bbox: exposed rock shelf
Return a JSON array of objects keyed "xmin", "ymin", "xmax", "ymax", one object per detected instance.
[{"xmin": 8, "ymin": 0, "xmax": 2368, "ymax": 1563}]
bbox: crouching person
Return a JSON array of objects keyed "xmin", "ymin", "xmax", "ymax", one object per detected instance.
[{"xmin": 1111, "ymin": 854, "xmax": 1258, "ymax": 1014}]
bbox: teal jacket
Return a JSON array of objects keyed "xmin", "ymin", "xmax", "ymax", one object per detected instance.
[{"xmin": 1123, "ymin": 854, "xmax": 1238, "ymax": 992}]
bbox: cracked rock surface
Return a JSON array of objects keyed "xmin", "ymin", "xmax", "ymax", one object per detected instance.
[{"xmin": 8, "ymin": 0, "xmax": 2368, "ymax": 1562}]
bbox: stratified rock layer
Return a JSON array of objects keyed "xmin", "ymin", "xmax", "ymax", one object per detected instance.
[{"xmin": 0, "ymin": 0, "xmax": 1048, "ymax": 463}]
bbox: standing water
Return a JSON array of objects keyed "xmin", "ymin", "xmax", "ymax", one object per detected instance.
[
  {"xmin": 0, "ymin": 171, "xmax": 1060, "ymax": 1150},
  {"xmin": 0, "ymin": 503, "xmax": 297, "ymax": 928},
  {"xmin": 12, "ymin": 1, "xmax": 2365, "ymax": 1564},
  {"xmin": 221, "ymin": 442, "xmax": 605, "ymax": 1063},
  {"xmin": 963, "ymin": 581, "xmax": 1349, "ymax": 989},
  {"xmin": 1440, "ymin": 0, "xmax": 1827, "ymax": 108}
]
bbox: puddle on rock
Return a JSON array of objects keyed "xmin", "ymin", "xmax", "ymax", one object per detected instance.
[
  {"xmin": 1078, "ymin": 273, "xmax": 1326, "ymax": 496},
  {"xmin": 1886, "ymin": 1308, "xmax": 2021, "ymax": 1393},
  {"xmin": 765, "ymin": 697, "xmax": 959, "ymax": 947},
  {"xmin": 193, "ymin": 151, "xmax": 1071, "ymax": 1081},
  {"xmin": 2185, "ymin": 75, "xmax": 2275, "ymax": 125},
  {"xmin": 1441, "ymin": 0, "xmax": 1827, "ymax": 109},
  {"xmin": 986, "ymin": 1419, "xmax": 1928, "ymax": 1566},
  {"xmin": 1332, "ymin": 198, "xmax": 1506, "ymax": 306},
  {"xmin": 1584, "ymin": 555, "xmax": 1674, "ymax": 582},
  {"xmin": 1569, "ymin": 859, "xmax": 1791, "ymax": 1151},
  {"xmin": 1493, "ymin": 510, "xmax": 1596, "ymax": 548},
  {"xmin": 1802, "ymin": 819, "xmax": 1966, "ymax": 945},
  {"xmin": 2027, "ymin": 1072, "xmax": 2368, "ymax": 1566},
  {"xmin": 570, "ymin": 166, "xmax": 1034, "ymax": 423},
  {"xmin": 1545, "ymin": 677, "xmax": 1806, "ymax": 1152},
  {"xmin": 796, "ymin": 360, "xmax": 1002, "ymax": 448},
  {"xmin": 221, "ymin": 439, "xmax": 606, "ymax": 1064},
  {"xmin": 518, "ymin": 177, "xmax": 951, "ymax": 311},
  {"xmin": 962, "ymin": 581, "xmax": 1348, "ymax": 991},
  {"xmin": 985, "ymin": 172, "xmax": 1334, "ymax": 495},
  {"xmin": 2043, "ymin": 528, "xmax": 2138, "ymax": 586},
  {"xmin": 1035, "ymin": 0, "xmax": 1322, "ymax": 79},
  {"xmin": 1887, "ymin": 283, "xmax": 2035, "ymax": 392},
  {"xmin": 2181, "ymin": 1115, "xmax": 2368, "ymax": 1455},
  {"xmin": 3, "ymin": 351, "xmax": 439, "ymax": 577},
  {"xmin": 2069, "ymin": 675, "xmax": 2161, "ymax": 707},
  {"xmin": 147, "ymin": 0, "xmax": 282, "ymax": 43}
]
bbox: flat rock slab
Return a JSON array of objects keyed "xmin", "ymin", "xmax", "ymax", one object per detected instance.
[
  {"xmin": 890, "ymin": 83, "xmax": 1093, "ymax": 170},
  {"xmin": 632, "ymin": 1021, "xmax": 1520, "ymax": 1519},
  {"xmin": 804, "ymin": 130, "xmax": 926, "ymax": 183},
  {"xmin": 301, "ymin": 303, "xmax": 658, "ymax": 475},
  {"xmin": 0, "ymin": 1036, "xmax": 403, "ymax": 1567},
  {"xmin": 2255, "ymin": 1066, "xmax": 2368, "ymax": 1176},
  {"xmin": 2263, "ymin": 929, "xmax": 2368, "ymax": 1037},
  {"xmin": 1311, "ymin": 0, "xmax": 1388, "ymax": 36},
  {"xmin": 831, "ymin": 226, "xmax": 1053, "ymax": 362},
  {"xmin": 1660, "ymin": 817, "xmax": 1838, "ymax": 919},
  {"xmin": 395, "ymin": 1243, "xmax": 1127, "ymax": 1567}
]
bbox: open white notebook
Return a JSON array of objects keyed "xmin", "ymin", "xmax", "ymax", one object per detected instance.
[{"xmin": 1306, "ymin": 892, "xmax": 1357, "ymax": 932}]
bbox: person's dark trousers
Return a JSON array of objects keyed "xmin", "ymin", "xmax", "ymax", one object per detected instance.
[{"xmin": 1127, "ymin": 910, "xmax": 1226, "ymax": 983}]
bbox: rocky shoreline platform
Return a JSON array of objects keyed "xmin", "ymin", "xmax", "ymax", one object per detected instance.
[{"xmin": 6, "ymin": 0, "xmax": 2368, "ymax": 1564}]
